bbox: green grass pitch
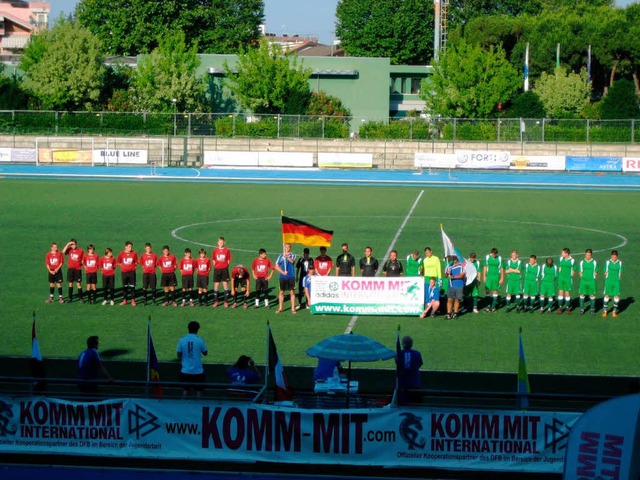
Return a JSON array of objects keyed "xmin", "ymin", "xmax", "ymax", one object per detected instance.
[{"xmin": 1, "ymin": 178, "xmax": 638, "ymax": 376}]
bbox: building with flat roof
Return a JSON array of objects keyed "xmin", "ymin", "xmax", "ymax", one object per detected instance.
[{"xmin": 200, "ymin": 54, "xmax": 433, "ymax": 130}]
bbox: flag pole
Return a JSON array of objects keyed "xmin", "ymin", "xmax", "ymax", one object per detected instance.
[
  {"xmin": 392, "ymin": 324, "xmax": 401, "ymax": 405},
  {"xmin": 146, "ymin": 315, "xmax": 151, "ymax": 398},
  {"xmin": 264, "ymin": 321, "xmax": 271, "ymax": 394},
  {"xmin": 280, "ymin": 210, "xmax": 285, "ymax": 253}
]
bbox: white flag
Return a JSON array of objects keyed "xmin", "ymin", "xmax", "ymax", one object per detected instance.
[{"xmin": 441, "ymin": 226, "xmax": 477, "ymax": 286}]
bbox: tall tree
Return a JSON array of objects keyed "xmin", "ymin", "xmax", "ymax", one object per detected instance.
[
  {"xmin": 335, "ymin": 0, "xmax": 433, "ymax": 65},
  {"xmin": 420, "ymin": 40, "xmax": 520, "ymax": 118},
  {"xmin": 223, "ymin": 40, "xmax": 312, "ymax": 115},
  {"xmin": 20, "ymin": 18, "xmax": 105, "ymax": 110},
  {"xmin": 132, "ymin": 31, "xmax": 205, "ymax": 113},
  {"xmin": 76, "ymin": 0, "xmax": 263, "ymax": 56},
  {"xmin": 535, "ymin": 67, "xmax": 591, "ymax": 118}
]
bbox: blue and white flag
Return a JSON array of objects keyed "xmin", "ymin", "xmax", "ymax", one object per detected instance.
[
  {"xmin": 524, "ymin": 42, "xmax": 530, "ymax": 92},
  {"xmin": 440, "ymin": 226, "xmax": 477, "ymax": 285}
]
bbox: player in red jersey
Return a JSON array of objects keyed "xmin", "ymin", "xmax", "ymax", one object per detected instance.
[
  {"xmin": 117, "ymin": 241, "xmax": 138, "ymax": 306},
  {"xmin": 211, "ymin": 237, "xmax": 232, "ymax": 307},
  {"xmin": 314, "ymin": 246, "xmax": 333, "ymax": 276},
  {"xmin": 83, "ymin": 244, "xmax": 100, "ymax": 304},
  {"xmin": 230, "ymin": 264, "xmax": 251, "ymax": 309},
  {"xmin": 140, "ymin": 242, "xmax": 158, "ymax": 306},
  {"xmin": 63, "ymin": 239, "xmax": 85, "ymax": 302},
  {"xmin": 251, "ymin": 248, "xmax": 274, "ymax": 308},
  {"xmin": 179, "ymin": 248, "xmax": 197, "ymax": 307},
  {"xmin": 45, "ymin": 242, "xmax": 65, "ymax": 303},
  {"xmin": 158, "ymin": 245, "xmax": 178, "ymax": 306},
  {"xmin": 195, "ymin": 248, "xmax": 212, "ymax": 306},
  {"xmin": 100, "ymin": 247, "xmax": 116, "ymax": 305}
]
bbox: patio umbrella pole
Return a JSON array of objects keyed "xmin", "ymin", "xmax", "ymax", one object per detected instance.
[{"xmin": 346, "ymin": 360, "xmax": 352, "ymax": 408}]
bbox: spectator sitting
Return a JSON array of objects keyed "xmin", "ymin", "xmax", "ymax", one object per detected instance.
[
  {"xmin": 227, "ymin": 355, "xmax": 261, "ymax": 385},
  {"xmin": 314, "ymin": 358, "xmax": 342, "ymax": 382}
]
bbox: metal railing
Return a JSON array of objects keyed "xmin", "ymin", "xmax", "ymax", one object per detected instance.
[{"xmin": 0, "ymin": 110, "xmax": 637, "ymax": 143}]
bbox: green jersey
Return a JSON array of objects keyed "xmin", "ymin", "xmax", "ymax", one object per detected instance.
[
  {"xmin": 524, "ymin": 263, "xmax": 541, "ymax": 283},
  {"xmin": 604, "ymin": 260, "xmax": 623, "ymax": 283},
  {"xmin": 579, "ymin": 259, "xmax": 597, "ymax": 282},
  {"xmin": 505, "ymin": 258, "xmax": 522, "ymax": 294},
  {"xmin": 541, "ymin": 265, "xmax": 558, "ymax": 284},
  {"xmin": 405, "ymin": 255, "xmax": 422, "ymax": 276},
  {"xmin": 484, "ymin": 255, "xmax": 503, "ymax": 277},
  {"xmin": 558, "ymin": 256, "xmax": 575, "ymax": 279}
]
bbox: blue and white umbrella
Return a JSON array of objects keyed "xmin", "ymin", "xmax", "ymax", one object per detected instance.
[{"xmin": 306, "ymin": 333, "xmax": 395, "ymax": 362}]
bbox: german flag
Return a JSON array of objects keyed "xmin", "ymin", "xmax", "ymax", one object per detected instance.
[{"xmin": 281, "ymin": 215, "xmax": 333, "ymax": 247}]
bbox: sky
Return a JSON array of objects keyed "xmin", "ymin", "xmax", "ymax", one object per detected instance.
[
  {"xmin": 51, "ymin": 0, "xmax": 638, "ymax": 45},
  {"xmin": 52, "ymin": 0, "xmax": 340, "ymax": 44}
]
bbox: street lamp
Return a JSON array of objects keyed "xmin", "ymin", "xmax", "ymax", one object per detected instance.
[{"xmin": 172, "ymin": 98, "xmax": 177, "ymax": 136}]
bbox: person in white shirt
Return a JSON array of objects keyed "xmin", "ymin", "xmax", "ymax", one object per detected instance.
[{"xmin": 176, "ymin": 321, "xmax": 208, "ymax": 396}]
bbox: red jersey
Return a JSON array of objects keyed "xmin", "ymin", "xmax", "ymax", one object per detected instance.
[
  {"xmin": 83, "ymin": 253, "xmax": 100, "ymax": 274},
  {"xmin": 196, "ymin": 257, "xmax": 211, "ymax": 277},
  {"xmin": 314, "ymin": 255, "xmax": 333, "ymax": 276},
  {"xmin": 117, "ymin": 250, "xmax": 138, "ymax": 272},
  {"xmin": 100, "ymin": 256, "xmax": 116, "ymax": 277},
  {"xmin": 45, "ymin": 251, "xmax": 64, "ymax": 271},
  {"xmin": 252, "ymin": 257, "xmax": 274, "ymax": 279},
  {"xmin": 158, "ymin": 254, "xmax": 177, "ymax": 274},
  {"xmin": 66, "ymin": 247, "xmax": 84, "ymax": 270},
  {"xmin": 232, "ymin": 265, "xmax": 250, "ymax": 279},
  {"xmin": 140, "ymin": 252, "xmax": 158, "ymax": 274},
  {"xmin": 179, "ymin": 257, "xmax": 196, "ymax": 276},
  {"xmin": 212, "ymin": 247, "xmax": 232, "ymax": 269}
]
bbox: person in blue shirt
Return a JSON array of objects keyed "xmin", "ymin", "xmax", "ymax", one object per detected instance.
[
  {"xmin": 77, "ymin": 335, "xmax": 113, "ymax": 395},
  {"xmin": 302, "ymin": 264, "xmax": 316, "ymax": 309},
  {"xmin": 445, "ymin": 255, "xmax": 466, "ymax": 320},
  {"xmin": 313, "ymin": 358, "xmax": 342, "ymax": 382},
  {"xmin": 275, "ymin": 243, "xmax": 297, "ymax": 314},
  {"xmin": 420, "ymin": 276, "xmax": 441, "ymax": 318},
  {"xmin": 396, "ymin": 335, "xmax": 423, "ymax": 405},
  {"xmin": 227, "ymin": 355, "xmax": 261, "ymax": 385}
]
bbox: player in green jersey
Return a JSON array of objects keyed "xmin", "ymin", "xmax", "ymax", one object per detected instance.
[
  {"xmin": 603, "ymin": 250, "xmax": 623, "ymax": 318},
  {"xmin": 504, "ymin": 250, "xmax": 523, "ymax": 312},
  {"xmin": 405, "ymin": 250, "xmax": 422, "ymax": 276},
  {"xmin": 557, "ymin": 247, "xmax": 575, "ymax": 314},
  {"xmin": 483, "ymin": 248, "xmax": 504, "ymax": 312},
  {"xmin": 464, "ymin": 252, "xmax": 482, "ymax": 313},
  {"xmin": 539, "ymin": 257, "xmax": 558, "ymax": 313},
  {"xmin": 578, "ymin": 249, "xmax": 597, "ymax": 315},
  {"xmin": 522, "ymin": 255, "xmax": 541, "ymax": 312}
]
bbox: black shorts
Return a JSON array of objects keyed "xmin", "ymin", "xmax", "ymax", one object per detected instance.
[
  {"xmin": 182, "ymin": 275, "xmax": 194, "ymax": 289},
  {"xmin": 213, "ymin": 268, "xmax": 230, "ymax": 283},
  {"xmin": 142, "ymin": 273, "xmax": 157, "ymax": 289},
  {"xmin": 180, "ymin": 372, "xmax": 206, "ymax": 392},
  {"xmin": 197, "ymin": 275, "xmax": 209, "ymax": 289},
  {"xmin": 48, "ymin": 271, "xmax": 63, "ymax": 283},
  {"xmin": 234, "ymin": 277, "xmax": 247, "ymax": 289},
  {"xmin": 67, "ymin": 268, "xmax": 82, "ymax": 283},
  {"xmin": 161, "ymin": 273, "xmax": 177, "ymax": 288},
  {"xmin": 279, "ymin": 278, "xmax": 295, "ymax": 291},
  {"xmin": 86, "ymin": 273, "xmax": 98, "ymax": 285},
  {"xmin": 102, "ymin": 275, "xmax": 115, "ymax": 290},
  {"xmin": 256, "ymin": 278, "xmax": 269, "ymax": 291},
  {"xmin": 121, "ymin": 271, "xmax": 136, "ymax": 288}
]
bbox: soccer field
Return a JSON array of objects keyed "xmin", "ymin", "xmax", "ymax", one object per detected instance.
[{"xmin": 2, "ymin": 178, "xmax": 638, "ymax": 376}]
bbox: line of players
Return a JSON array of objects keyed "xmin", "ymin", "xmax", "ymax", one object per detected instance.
[
  {"xmin": 422, "ymin": 247, "xmax": 623, "ymax": 318},
  {"xmin": 45, "ymin": 239, "xmax": 624, "ymax": 317}
]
